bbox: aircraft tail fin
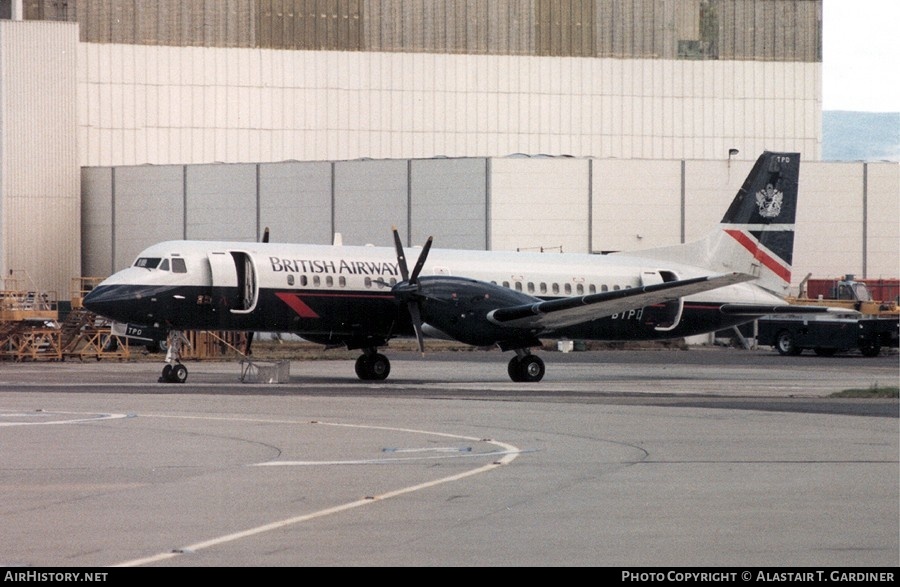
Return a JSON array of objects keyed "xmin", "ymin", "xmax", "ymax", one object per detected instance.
[{"xmin": 639, "ymin": 151, "xmax": 800, "ymax": 296}]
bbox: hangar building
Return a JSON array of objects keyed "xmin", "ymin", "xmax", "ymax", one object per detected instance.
[{"xmin": 0, "ymin": 0, "xmax": 896, "ymax": 302}]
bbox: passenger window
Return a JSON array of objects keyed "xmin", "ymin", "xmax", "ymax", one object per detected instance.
[
  {"xmin": 552, "ymin": 283, "xmax": 560, "ymax": 294},
  {"xmin": 313, "ymin": 275, "xmax": 321, "ymax": 286},
  {"xmin": 601, "ymin": 284, "xmax": 609, "ymax": 292},
  {"xmin": 339, "ymin": 276, "xmax": 346, "ymax": 287},
  {"xmin": 540, "ymin": 283, "xmax": 547, "ymax": 294},
  {"xmin": 576, "ymin": 284, "xmax": 584, "ymax": 295},
  {"xmin": 364, "ymin": 277, "xmax": 372, "ymax": 288},
  {"xmin": 300, "ymin": 275, "xmax": 308, "ymax": 286},
  {"xmin": 613, "ymin": 285, "xmax": 620, "ymax": 291},
  {"xmin": 589, "ymin": 284, "xmax": 596, "ymax": 294},
  {"xmin": 326, "ymin": 276, "xmax": 333, "ymax": 287},
  {"xmin": 515, "ymin": 282, "xmax": 522, "ymax": 292},
  {"xmin": 502, "ymin": 281, "xmax": 510, "ymax": 288},
  {"xmin": 287, "ymin": 275, "xmax": 295, "ymax": 286},
  {"xmin": 171, "ymin": 258, "xmax": 187, "ymax": 273},
  {"xmin": 564, "ymin": 284, "xmax": 572, "ymax": 294},
  {"xmin": 527, "ymin": 282, "xmax": 535, "ymax": 293}
]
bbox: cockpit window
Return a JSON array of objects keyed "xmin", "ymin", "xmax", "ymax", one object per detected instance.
[
  {"xmin": 135, "ymin": 257, "xmax": 162, "ymax": 269},
  {"xmin": 172, "ymin": 258, "xmax": 187, "ymax": 273},
  {"xmin": 159, "ymin": 259, "xmax": 170, "ymax": 271}
]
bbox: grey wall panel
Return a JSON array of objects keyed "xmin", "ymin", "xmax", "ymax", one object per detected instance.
[
  {"xmin": 259, "ymin": 161, "xmax": 333, "ymax": 245},
  {"xmin": 81, "ymin": 167, "xmax": 114, "ymax": 278},
  {"xmin": 113, "ymin": 165, "xmax": 185, "ymax": 270},
  {"xmin": 79, "ymin": 157, "xmax": 899, "ymax": 296},
  {"xmin": 591, "ymin": 158, "xmax": 682, "ymax": 254},
  {"xmin": 410, "ymin": 158, "xmax": 486, "ymax": 250},
  {"xmin": 186, "ymin": 164, "xmax": 257, "ymax": 241},
  {"xmin": 334, "ymin": 159, "xmax": 408, "ymax": 246},
  {"xmin": 490, "ymin": 157, "xmax": 591, "ymax": 253}
]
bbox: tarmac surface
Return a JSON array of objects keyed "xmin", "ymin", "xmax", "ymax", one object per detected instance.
[{"xmin": 0, "ymin": 346, "xmax": 897, "ymax": 567}]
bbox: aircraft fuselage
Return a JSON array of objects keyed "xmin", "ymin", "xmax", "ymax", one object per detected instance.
[{"xmin": 84, "ymin": 240, "xmax": 779, "ymax": 349}]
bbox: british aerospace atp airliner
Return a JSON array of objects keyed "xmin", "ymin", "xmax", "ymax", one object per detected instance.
[{"xmin": 84, "ymin": 151, "xmax": 822, "ymax": 384}]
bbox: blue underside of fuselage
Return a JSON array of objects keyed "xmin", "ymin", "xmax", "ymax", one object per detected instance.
[{"xmin": 82, "ymin": 283, "xmax": 751, "ymax": 345}]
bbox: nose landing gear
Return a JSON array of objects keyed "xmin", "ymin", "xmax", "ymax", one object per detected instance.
[
  {"xmin": 158, "ymin": 330, "xmax": 191, "ymax": 383},
  {"xmin": 159, "ymin": 362, "xmax": 188, "ymax": 383}
]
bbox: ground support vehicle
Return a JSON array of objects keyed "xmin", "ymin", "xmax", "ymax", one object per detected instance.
[{"xmin": 757, "ymin": 312, "xmax": 899, "ymax": 357}]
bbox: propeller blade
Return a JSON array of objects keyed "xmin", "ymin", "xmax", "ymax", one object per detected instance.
[
  {"xmin": 392, "ymin": 226, "xmax": 409, "ymax": 281},
  {"xmin": 408, "ymin": 302, "xmax": 426, "ymax": 356},
  {"xmin": 261, "ymin": 227, "xmax": 270, "ymax": 243},
  {"xmin": 390, "ymin": 227, "xmax": 435, "ymax": 357},
  {"xmin": 408, "ymin": 236, "xmax": 433, "ymax": 284}
]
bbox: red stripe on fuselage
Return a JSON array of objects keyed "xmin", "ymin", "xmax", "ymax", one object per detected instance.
[
  {"xmin": 275, "ymin": 291, "xmax": 395, "ymax": 319},
  {"xmin": 275, "ymin": 292, "xmax": 321, "ymax": 318},
  {"xmin": 724, "ymin": 229, "xmax": 791, "ymax": 283}
]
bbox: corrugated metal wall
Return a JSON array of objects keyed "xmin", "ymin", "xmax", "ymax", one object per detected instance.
[
  {"xmin": 18, "ymin": 0, "xmax": 820, "ymax": 62},
  {"xmin": 80, "ymin": 156, "xmax": 899, "ymax": 287},
  {"xmin": 0, "ymin": 21, "xmax": 80, "ymax": 299},
  {"xmin": 77, "ymin": 45, "xmax": 823, "ymax": 165}
]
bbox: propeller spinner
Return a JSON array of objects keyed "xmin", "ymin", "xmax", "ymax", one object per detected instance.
[{"xmin": 391, "ymin": 227, "xmax": 433, "ymax": 355}]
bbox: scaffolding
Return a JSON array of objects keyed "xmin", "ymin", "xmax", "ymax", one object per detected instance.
[
  {"xmin": 0, "ymin": 277, "xmax": 131, "ymax": 362},
  {"xmin": 1, "ymin": 277, "xmax": 259, "ymax": 362}
]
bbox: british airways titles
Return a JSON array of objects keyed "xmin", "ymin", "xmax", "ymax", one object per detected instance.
[{"xmin": 270, "ymin": 257, "xmax": 400, "ymax": 276}]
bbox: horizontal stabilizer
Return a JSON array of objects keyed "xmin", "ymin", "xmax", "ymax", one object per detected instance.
[{"xmin": 718, "ymin": 304, "xmax": 835, "ymax": 316}]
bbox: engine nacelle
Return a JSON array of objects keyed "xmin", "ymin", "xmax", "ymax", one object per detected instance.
[{"xmin": 412, "ymin": 276, "xmax": 539, "ymax": 347}]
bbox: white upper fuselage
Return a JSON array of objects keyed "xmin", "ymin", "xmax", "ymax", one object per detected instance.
[{"xmin": 103, "ymin": 239, "xmax": 783, "ymax": 307}]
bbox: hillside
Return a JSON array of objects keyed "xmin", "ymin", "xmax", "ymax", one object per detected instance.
[{"xmin": 823, "ymin": 111, "xmax": 900, "ymax": 162}]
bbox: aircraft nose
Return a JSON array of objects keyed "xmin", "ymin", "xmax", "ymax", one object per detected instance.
[{"xmin": 82, "ymin": 284, "xmax": 138, "ymax": 322}]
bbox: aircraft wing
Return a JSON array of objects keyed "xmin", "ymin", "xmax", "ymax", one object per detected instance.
[{"xmin": 487, "ymin": 272, "xmax": 754, "ymax": 330}]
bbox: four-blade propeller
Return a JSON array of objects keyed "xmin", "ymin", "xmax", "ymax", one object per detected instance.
[{"xmin": 391, "ymin": 227, "xmax": 433, "ymax": 355}]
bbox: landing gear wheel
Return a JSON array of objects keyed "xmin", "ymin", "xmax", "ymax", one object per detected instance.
[
  {"xmin": 775, "ymin": 330, "xmax": 802, "ymax": 356},
  {"xmin": 508, "ymin": 357, "xmax": 524, "ymax": 382},
  {"xmin": 859, "ymin": 341, "xmax": 881, "ymax": 357},
  {"xmin": 171, "ymin": 363, "xmax": 188, "ymax": 383},
  {"xmin": 159, "ymin": 363, "xmax": 188, "ymax": 383},
  {"xmin": 355, "ymin": 353, "xmax": 391, "ymax": 381},
  {"xmin": 507, "ymin": 355, "xmax": 545, "ymax": 382},
  {"xmin": 354, "ymin": 355, "xmax": 371, "ymax": 379}
]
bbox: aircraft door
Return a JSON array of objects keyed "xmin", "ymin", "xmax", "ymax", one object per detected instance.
[
  {"xmin": 231, "ymin": 251, "xmax": 258, "ymax": 313},
  {"xmin": 206, "ymin": 251, "xmax": 259, "ymax": 314},
  {"xmin": 641, "ymin": 270, "xmax": 683, "ymax": 332}
]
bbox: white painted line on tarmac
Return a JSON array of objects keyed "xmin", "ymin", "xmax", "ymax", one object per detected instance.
[
  {"xmin": 110, "ymin": 420, "xmax": 522, "ymax": 567},
  {"xmin": 0, "ymin": 411, "xmax": 133, "ymax": 427}
]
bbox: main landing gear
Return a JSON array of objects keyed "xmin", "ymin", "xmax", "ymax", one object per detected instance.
[
  {"xmin": 355, "ymin": 349, "xmax": 391, "ymax": 381},
  {"xmin": 507, "ymin": 349, "xmax": 545, "ymax": 382}
]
